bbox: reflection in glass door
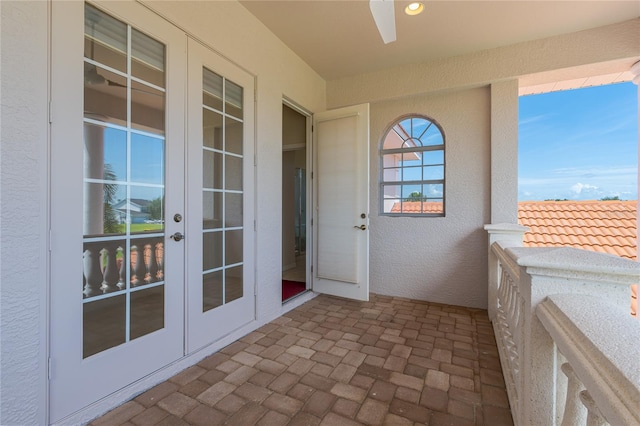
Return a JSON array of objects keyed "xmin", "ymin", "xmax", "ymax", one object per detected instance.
[{"xmin": 83, "ymin": 3, "xmax": 167, "ymax": 358}]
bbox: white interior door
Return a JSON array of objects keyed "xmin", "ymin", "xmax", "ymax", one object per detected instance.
[
  {"xmin": 312, "ymin": 104, "xmax": 370, "ymax": 301},
  {"xmin": 185, "ymin": 39, "xmax": 256, "ymax": 352},
  {"xmin": 49, "ymin": 2, "xmax": 186, "ymax": 422}
]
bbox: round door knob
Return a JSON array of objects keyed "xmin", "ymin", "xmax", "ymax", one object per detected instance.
[{"xmin": 170, "ymin": 232, "xmax": 184, "ymax": 241}]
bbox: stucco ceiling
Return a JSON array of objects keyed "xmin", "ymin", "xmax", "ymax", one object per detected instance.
[{"xmin": 239, "ymin": 0, "xmax": 640, "ymax": 81}]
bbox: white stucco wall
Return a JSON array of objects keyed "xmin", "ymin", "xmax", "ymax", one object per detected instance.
[
  {"xmin": 369, "ymin": 88, "xmax": 491, "ymax": 308},
  {"xmin": 0, "ymin": 1, "xmax": 50, "ymax": 424},
  {"xmin": 1, "ymin": 1, "xmax": 326, "ymax": 424}
]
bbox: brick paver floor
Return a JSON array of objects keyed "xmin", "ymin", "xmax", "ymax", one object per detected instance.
[{"xmin": 90, "ymin": 293, "xmax": 513, "ymax": 425}]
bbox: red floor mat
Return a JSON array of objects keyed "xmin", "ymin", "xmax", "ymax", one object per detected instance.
[{"xmin": 282, "ymin": 280, "xmax": 306, "ymax": 301}]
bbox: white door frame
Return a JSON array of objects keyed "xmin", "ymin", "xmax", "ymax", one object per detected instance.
[{"xmin": 283, "ymin": 97, "xmax": 314, "ymax": 291}]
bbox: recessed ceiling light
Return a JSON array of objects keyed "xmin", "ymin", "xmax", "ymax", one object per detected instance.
[{"xmin": 405, "ymin": 2, "xmax": 424, "ymax": 16}]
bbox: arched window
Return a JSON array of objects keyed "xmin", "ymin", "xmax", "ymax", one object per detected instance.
[{"xmin": 380, "ymin": 115, "xmax": 445, "ymax": 216}]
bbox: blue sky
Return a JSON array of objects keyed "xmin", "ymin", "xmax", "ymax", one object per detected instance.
[{"xmin": 518, "ymin": 82, "xmax": 638, "ymax": 201}]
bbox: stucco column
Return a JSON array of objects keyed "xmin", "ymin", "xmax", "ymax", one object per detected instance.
[
  {"xmin": 490, "ymin": 80, "xmax": 519, "ymax": 224},
  {"xmin": 631, "ymin": 61, "xmax": 640, "ymax": 249}
]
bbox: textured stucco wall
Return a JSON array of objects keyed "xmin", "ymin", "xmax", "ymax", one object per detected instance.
[
  {"xmin": 0, "ymin": 1, "xmax": 49, "ymax": 425},
  {"xmin": 490, "ymin": 80, "xmax": 520, "ymax": 224},
  {"xmin": 370, "ymin": 88, "xmax": 491, "ymax": 308}
]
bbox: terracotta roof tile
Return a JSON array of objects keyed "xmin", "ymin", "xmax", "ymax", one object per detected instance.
[
  {"xmin": 518, "ymin": 200, "xmax": 637, "ymax": 260},
  {"xmin": 389, "ymin": 201, "xmax": 443, "ymax": 214}
]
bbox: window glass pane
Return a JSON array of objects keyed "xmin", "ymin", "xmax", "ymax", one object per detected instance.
[
  {"xmin": 424, "ymin": 165, "xmax": 444, "ymax": 180},
  {"xmin": 395, "ymin": 119, "xmax": 411, "ymax": 135},
  {"xmin": 83, "ymin": 295, "xmax": 126, "ymax": 358},
  {"xmin": 423, "ymin": 125, "xmax": 444, "ymax": 146},
  {"xmin": 84, "ymin": 65, "xmax": 127, "ymax": 126},
  {"xmin": 131, "ymin": 29, "xmax": 165, "ymax": 88},
  {"xmin": 226, "ymin": 117, "xmax": 243, "ymax": 155},
  {"xmin": 130, "ymin": 285, "xmax": 164, "ymax": 340},
  {"xmin": 84, "ymin": 123, "xmax": 127, "ymax": 182},
  {"xmin": 84, "ymin": 182, "xmax": 126, "ymax": 237},
  {"xmin": 423, "ymin": 150, "xmax": 444, "ymax": 166},
  {"xmin": 402, "ymin": 152, "xmax": 421, "ymax": 167},
  {"xmin": 225, "ymin": 80, "xmax": 243, "ymax": 119},
  {"xmin": 203, "ymin": 271, "xmax": 223, "ymax": 312},
  {"xmin": 403, "ymin": 184, "xmax": 422, "ymax": 199},
  {"xmin": 130, "ymin": 236, "xmax": 164, "ymax": 286},
  {"xmin": 85, "ymin": 4, "xmax": 127, "ymax": 73},
  {"xmin": 129, "ymin": 187, "xmax": 164, "ymax": 234},
  {"xmin": 382, "ymin": 184, "xmax": 401, "ymax": 201},
  {"xmin": 131, "ymin": 82, "xmax": 165, "ymax": 135},
  {"xmin": 412, "ymin": 118, "xmax": 431, "ymax": 139},
  {"xmin": 203, "ymin": 191, "xmax": 222, "ymax": 229},
  {"xmin": 225, "ymin": 155, "xmax": 243, "ymax": 191},
  {"xmin": 225, "ymin": 229, "xmax": 243, "ymax": 265},
  {"xmin": 225, "ymin": 193, "xmax": 243, "ymax": 228},
  {"xmin": 402, "ymin": 165, "xmax": 422, "ymax": 182},
  {"xmin": 225, "ymin": 266, "xmax": 243, "ymax": 304},
  {"xmin": 422, "ymin": 200, "xmax": 444, "ymax": 214},
  {"xmin": 383, "ymin": 167, "xmax": 401, "ymax": 183},
  {"xmin": 82, "ymin": 240, "xmax": 126, "ymax": 298},
  {"xmin": 203, "ymin": 150, "xmax": 223, "ymax": 189},
  {"xmin": 203, "ymin": 231, "xmax": 223, "ymax": 271},
  {"xmin": 203, "ymin": 109, "xmax": 223, "ymax": 150},
  {"xmin": 384, "ymin": 198, "xmax": 402, "ymax": 213},
  {"xmin": 203, "ymin": 68, "xmax": 223, "ymax": 111},
  {"xmin": 401, "ymin": 201, "xmax": 422, "ymax": 214},
  {"xmin": 402, "ymin": 138, "xmax": 422, "ymax": 148},
  {"xmin": 131, "ymin": 134, "xmax": 164, "ymax": 184},
  {"xmin": 383, "ymin": 130, "xmax": 405, "ymax": 150},
  {"xmin": 424, "ymin": 183, "xmax": 444, "ymax": 199}
]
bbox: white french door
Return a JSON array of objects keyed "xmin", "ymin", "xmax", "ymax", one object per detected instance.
[
  {"xmin": 185, "ymin": 39, "xmax": 255, "ymax": 352},
  {"xmin": 312, "ymin": 104, "xmax": 370, "ymax": 301},
  {"xmin": 50, "ymin": 2, "xmax": 254, "ymax": 422}
]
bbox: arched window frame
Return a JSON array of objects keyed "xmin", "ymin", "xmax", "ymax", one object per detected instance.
[{"xmin": 379, "ymin": 115, "xmax": 446, "ymax": 216}]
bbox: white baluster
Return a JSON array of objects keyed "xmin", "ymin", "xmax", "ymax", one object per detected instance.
[
  {"xmin": 145, "ymin": 242, "xmax": 158, "ymax": 284},
  {"xmin": 117, "ymin": 245, "xmax": 126, "ymax": 290},
  {"xmin": 155, "ymin": 242, "xmax": 164, "ymax": 281},
  {"xmin": 131, "ymin": 244, "xmax": 145, "ymax": 287},
  {"xmin": 560, "ymin": 363, "xmax": 587, "ymax": 425},
  {"xmin": 100, "ymin": 244, "xmax": 120, "ymax": 293},
  {"xmin": 83, "ymin": 248, "xmax": 102, "ymax": 298},
  {"xmin": 580, "ymin": 390, "xmax": 607, "ymax": 426}
]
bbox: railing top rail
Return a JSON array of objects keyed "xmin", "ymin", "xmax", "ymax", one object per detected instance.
[
  {"xmin": 501, "ymin": 245, "xmax": 640, "ymax": 283},
  {"xmin": 537, "ymin": 294, "xmax": 640, "ymax": 426}
]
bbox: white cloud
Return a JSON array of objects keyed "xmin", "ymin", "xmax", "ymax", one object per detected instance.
[{"xmin": 570, "ymin": 182, "xmax": 598, "ymax": 194}]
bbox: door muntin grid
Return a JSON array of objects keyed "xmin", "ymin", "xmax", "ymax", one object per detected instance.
[
  {"xmin": 202, "ymin": 68, "xmax": 245, "ymax": 312},
  {"xmin": 82, "ymin": 3, "xmax": 167, "ymax": 358}
]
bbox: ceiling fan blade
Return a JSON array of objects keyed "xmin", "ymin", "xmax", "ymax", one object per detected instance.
[
  {"xmin": 369, "ymin": 0, "xmax": 396, "ymax": 44},
  {"xmin": 107, "ymin": 79, "xmax": 127, "ymax": 89}
]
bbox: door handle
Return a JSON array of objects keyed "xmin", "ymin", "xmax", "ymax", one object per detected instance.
[
  {"xmin": 353, "ymin": 225, "xmax": 366, "ymax": 230},
  {"xmin": 169, "ymin": 232, "xmax": 184, "ymax": 242}
]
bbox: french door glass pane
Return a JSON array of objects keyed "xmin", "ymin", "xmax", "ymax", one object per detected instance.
[
  {"xmin": 82, "ymin": 3, "xmax": 166, "ymax": 358},
  {"xmin": 201, "ymin": 66, "xmax": 245, "ymax": 312}
]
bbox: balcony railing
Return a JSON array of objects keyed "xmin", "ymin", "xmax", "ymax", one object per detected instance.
[{"xmin": 485, "ymin": 224, "xmax": 640, "ymax": 426}]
